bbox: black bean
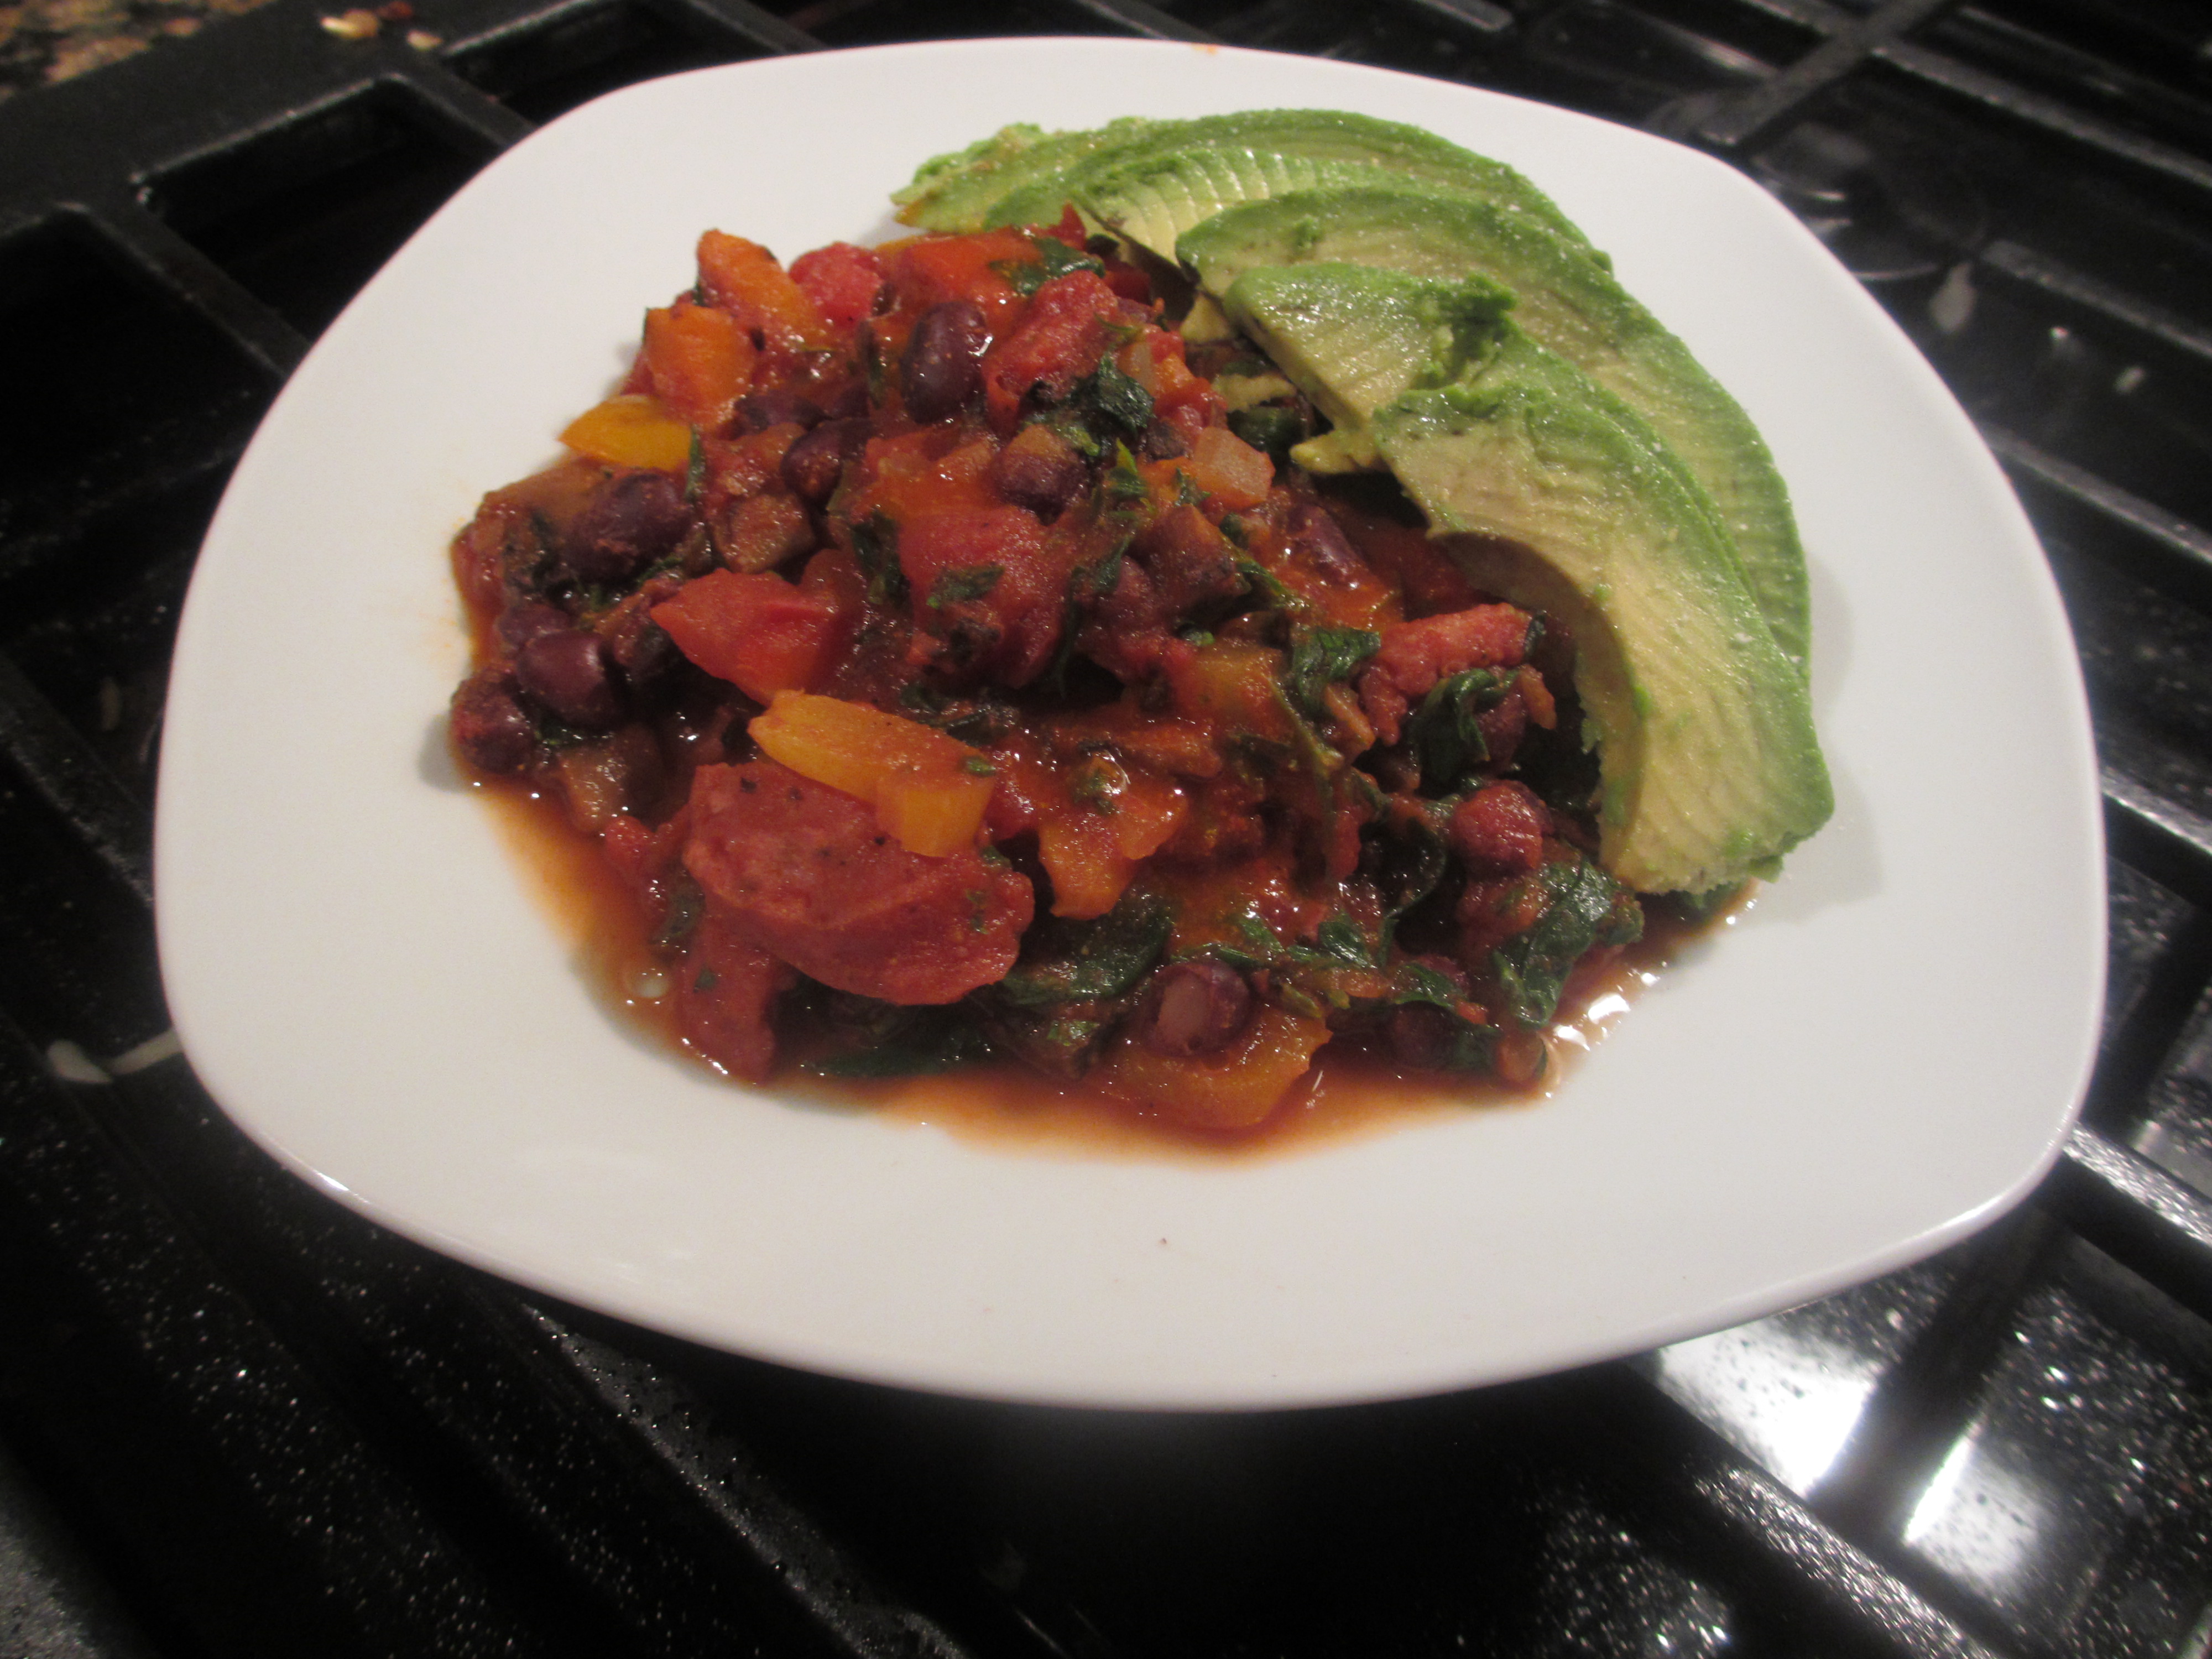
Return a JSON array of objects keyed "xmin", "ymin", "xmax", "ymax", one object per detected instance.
[
  {"xmin": 606, "ymin": 611, "xmax": 680, "ymax": 698},
  {"xmin": 1134, "ymin": 958, "xmax": 1253, "ymax": 1058},
  {"xmin": 781, "ymin": 416, "xmax": 872, "ymax": 506},
  {"xmin": 565, "ymin": 471, "xmax": 693, "ymax": 585},
  {"xmin": 734, "ymin": 388, "xmax": 825, "ymax": 433},
  {"xmin": 517, "ymin": 629, "xmax": 623, "ymax": 729},
  {"xmin": 449, "ymin": 671, "xmax": 536, "ymax": 774},
  {"xmin": 1139, "ymin": 419, "xmax": 1189, "ymax": 460},
  {"xmin": 494, "ymin": 600, "xmax": 573, "ymax": 655},
  {"xmin": 1283, "ymin": 502, "xmax": 1361, "ymax": 582},
  {"xmin": 823, "ymin": 379, "xmax": 870, "ymax": 420},
  {"xmin": 901, "ymin": 300, "xmax": 990, "ymax": 424},
  {"xmin": 1385, "ymin": 1005, "xmax": 1464, "ymax": 1072},
  {"xmin": 992, "ymin": 445, "xmax": 1086, "ymax": 520}
]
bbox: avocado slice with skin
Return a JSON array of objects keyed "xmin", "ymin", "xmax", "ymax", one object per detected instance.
[
  {"xmin": 895, "ymin": 110, "xmax": 1587, "ymax": 253},
  {"xmin": 1227, "ymin": 263, "xmax": 1830, "ymax": 893},
  {"xmin": 1181, "ymin": 186, "xmax": 1810, "ymax": 678}
]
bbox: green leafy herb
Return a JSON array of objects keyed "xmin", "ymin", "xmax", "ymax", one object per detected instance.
[
  {"xmin": 993, "ymin": 889, "xmax": 1173, "ymax": 1009},
  {"xmin": 849, "ymin": 509, "xmax": 905, "ymax": 606},
  {"xmin": 651, "ymin": 881, "xmax": 704, "ymax": 951},
  {"xmin": 928, "ymin": 564, "xmax": 1005, "ymax": 608},
  {"xmin": 962, "ymin": 755, "xmax": 998, "ymax": 777},
  {"xmin": 1284, "ymin": 625, "xmax": 1381, "ymax": 719},
  {"xmin": 989, "ymin": 236, "xmax": 1107, "ymax": 297},
  {"xmin": 806, "ymin": 1011, "xmax": 994, "ymax": 1078},
  {"xmin": 1406, "ymin": 667, "xmax": 1510, "ymax": 790},
  {"xmin": 1103, "ymin": 442, "xmax": 1149, "ymax": 504},
  {"xmin": 684, "ymin": 426, "xmax": 706, "ymax": 502},
  {"xmin": 1226, "ymin": 405, "xmax": 1305, "ymax": 460},
  {"xmin": 898, "ymin": 683, "xmax": 1019, "ymax": 745},
  {"xmin": 1491, "ymin": 857, "xmax": 1644, "ymax": 1027},
  {"xmin": 1085, "ymin": 357, "xmax": 1155, "ymax": 437},
  {"xmin": 1369, "ymin": 805, "xmax": 1451, "ymax": 917}
]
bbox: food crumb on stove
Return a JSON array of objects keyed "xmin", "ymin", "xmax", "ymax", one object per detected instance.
[{"xmin": 319, "ymin": 8, "xmax": 380, "ymax": 38}]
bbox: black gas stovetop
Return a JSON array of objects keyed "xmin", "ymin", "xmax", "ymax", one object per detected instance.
[{"xmin": 8, "ymin": 3, "xmax": 2212, "ymax": 1656}]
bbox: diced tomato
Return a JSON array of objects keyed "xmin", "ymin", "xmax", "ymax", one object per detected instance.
[
  {"xmin": 789, "ymin": 241, "xmax": 888, "ymax": 328},
  {"xmin": 1357, "ymin": 603, "xmax": 1537, "ymax": 745},
  {"xmin": 888, "ymin": 229, "xmax": 1035, "ymax": 324},
  {"xmin": 650, "ymin": 569, "xmax": 853, "ymax": 703},
  {"xmin": 684, "ymin": 761, "xmax": 1034, "ymax": 1005},
  {"xmin": 1035, "ymin": 206, "xmax": 1087, "ymax": 248},
  {"xmin": 1186, "ymin": 425, "xmax": 1274, "ymax": 510},
  {"xmin": 980, "ymin": 269, "xmax": 1129, "ymax": 432},
  {"xmin": 897, "ymin": 505, "xmax": 1068, "ymax": 685}
]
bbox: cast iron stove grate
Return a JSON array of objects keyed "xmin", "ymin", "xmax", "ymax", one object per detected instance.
[{"xmin": 6, "ymin": 2, "xmax": 2212, "ymax": 1655}]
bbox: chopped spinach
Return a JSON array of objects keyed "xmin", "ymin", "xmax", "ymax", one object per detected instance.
[
  {"xmin": 1491, "ymin": 857, "xmax": 1644, "ymax": 1027},
  {"xmin": 1085, "ymin": 358, "xmax": 1155, "ymax": 437},
  {"xmin": 806, "ymin": 1010, "xmax": 994, "ymax": 1077},
  {"xmin": 849, "ymin": 509, "xmax": 905, "ymax": 606},
  {"xmin": 898, "ymin": 682, "xmax": 1019, "ymax": 745},
  {"xmin": 927, "ymin": 564, "xmax": 1005, "ymax": 608},
  {"xmin": 1226, "ymin": 405, "xmax": 1305, "ymax": 460},
  {"xmin": 1406, "ymin": 667, "xmax": 1510, "ymax": 791},
  {"xmin": 684, "ymin": 427, "xmax": 706, "ymax": 502},
  {"xmin": 994, "ymin": 889, "xmax": 1172, "ymax": 1009},
  {"xmin": 990, "ymin": 236, "xmax": 1108, "ymax": 297},
  {"xmin": 1284, "ymin": 625, "xmax": 1381, "ymax": 719}
]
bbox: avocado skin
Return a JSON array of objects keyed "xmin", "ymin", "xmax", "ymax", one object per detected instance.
[
  {"xmin": 1225, "ymin": 262, "xmax": 1829, "ymax": 893},
  {"xmin": 895, "ymin": 110, "xmax": 1587, "ymax": 253},
  {"xmin": 1182, "ymin": 186, "xmax": 1810, "ymax": 679}
]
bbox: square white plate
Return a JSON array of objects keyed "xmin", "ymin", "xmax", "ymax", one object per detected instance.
[{"xmin": 154, "ymin": 38, "xmax": 2105, "ymax": 1408}]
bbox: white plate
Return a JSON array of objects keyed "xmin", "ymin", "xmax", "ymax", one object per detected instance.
[{"xmin": 154, "ymin": 38, "xmax": 2105, "ymax": 1409}]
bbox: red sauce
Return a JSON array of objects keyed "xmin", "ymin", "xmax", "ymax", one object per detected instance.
[{"xmin": 476, "ymin": 777, "xmax": 1727, "ymax": 1156}]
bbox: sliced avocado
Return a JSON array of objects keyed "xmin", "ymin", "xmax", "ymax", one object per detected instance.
[
  {"xmin": 1219, "ymin": 264, "xmax": 1514, "ymax": 467},
  {"xmin": 896, "ymin": 110, "xmax": 1587, "ymax": 252},
  {"xmin": 1227, "ymin": 263, "xmax": 1828, "ymax": 892},
  {"xmin": 1183, "ymin": 187, "xmax": 1810, "ymax": 677},
  {"xmin": 1374, "ymin": 352, "xmax": 1830, "ymax": 895},
  {"xmin": 1078, "ymin": 143, "xmax": 1588, "ymax": 264},
  {"xmin": 895, "ymin": 118, "xmax": 1159, "ymax": 232}
]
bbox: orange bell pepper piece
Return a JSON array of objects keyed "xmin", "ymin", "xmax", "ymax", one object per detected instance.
[
  {"xmin": 560, "ymin": 395, "xmax": 693, "ymax": 472},
  {"xmin": 641, "ymin": 298, "xmax": 755, "ymax": 430},
  {"xmin": 696, "ymin": 231, "xmax": 828, "ymax": 349},
  {"xmin": 748, "ymin": 692, "xmax": 995, "ymax": 858},
  {"xmin": 1105, "ymin": 1006, "xmax": 1331, "ymax": 1130}
]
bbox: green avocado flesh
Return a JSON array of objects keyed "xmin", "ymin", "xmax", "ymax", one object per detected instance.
[
  {"xmin": 1230, "ymin": 264, "xmax": 1830, "ymax": 893},
  {"xmin": 895, "ymin": 109, "xmax": 1588, "ymax": 254},
  {"xmin": 893, "ymin": 114, "xmax": 1833, "ymax": 894},
  {"xmin": 1218, "ymin": 264, "xmax": 1514, "ymax": 466},
  {"xmin": 1183, "ymin": 187, "xmax": 1809, "ymax": 677}
]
